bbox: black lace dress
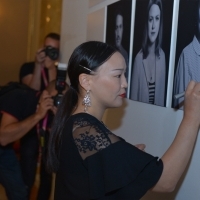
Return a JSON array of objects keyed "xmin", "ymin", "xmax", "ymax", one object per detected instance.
[{"xmin": 55, "ymin": 113, "xmax": 163, "ymax": 200}]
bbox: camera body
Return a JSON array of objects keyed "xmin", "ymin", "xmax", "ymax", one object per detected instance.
[
  {"xmin": 53, "ymin": 93, "xmax": 64, "ymax": 107},
  {"xmin": 43, "ymin": 46, "xmax": 59, "ymax": 60},
  {"xmin": 53, "ymin": 63, "xmax": 68, "ymax": 107}
]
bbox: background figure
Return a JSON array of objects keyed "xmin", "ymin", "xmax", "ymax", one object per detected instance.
[
  {"xmin": 0, "ymin": 85, "xmax": 55, "ymax": 200},
  {"xmin": 0, "ymin": 146, "xmax": 27, "ymax": 200},
  {"xmin": 106, "ymin": 0, "xmax": 132, "ymax": 83},
  {"xmin": 19, "ymin": 32, "xmax": 60, "ymax": 198},
  {"xmin": 173, "ymin": 0, "xmax": 200, "ymax": 109},
  {"xmin": 114, "ymin": 9, "xmax": 129, "ymax": 79},
  {"xmin": 19, "ymin": 32, "xmax": 60, "ymax": 91},
  {"xmin": 130, "ymin": 0, "xmax": 166, "ymax": 106},
  {"xmin": 37, "ymin": 80, "xmax": 68, "ymax": 200}
]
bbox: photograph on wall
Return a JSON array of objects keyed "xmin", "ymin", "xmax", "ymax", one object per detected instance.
[
  {"xmin": 129, "ymin": 0, "xmax": 174, "ymax": 107},
  {"xmin": 106, "ymin": 0, "xmax": 132, "ymax": 84},
  {"xmin": 172, "ymin": 0, "xmax": 200, "ymax": 109}
]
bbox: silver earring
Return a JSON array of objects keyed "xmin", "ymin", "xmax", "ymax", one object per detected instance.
[{"xmin": 82, "ymin": 90, "xmax": 91, "ymax": 112}]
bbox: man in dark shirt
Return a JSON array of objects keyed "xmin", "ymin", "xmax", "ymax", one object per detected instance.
[
  {"xmin": 19, "ymin": 32, "xmax": 60, "ymax": 199},
  {"xmin": 0, "ymin": 87, "xmax": 55, "ymax": 199},
  {"xmin": 19, "ymin": 32, "xmax": 60, "ymax": 91}
]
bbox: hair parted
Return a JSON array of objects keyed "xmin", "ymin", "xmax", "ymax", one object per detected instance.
[
  {"xmin": 47, "ymin": 41, "xmax": 117, "ymax": 172},
  {"xmin": 142, "ymin": 0, "xmax": 163, "ymax": 59}
]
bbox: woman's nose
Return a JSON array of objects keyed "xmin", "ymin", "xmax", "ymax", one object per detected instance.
[
  {"xmin": 122, "ymin": 76, "xmax": 128, "ymax": 88},
  {"xmin": 152, "ymin": 19, "xmax": 155, "ymax": 29}
]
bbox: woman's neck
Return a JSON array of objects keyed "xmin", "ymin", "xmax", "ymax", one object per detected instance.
[
  {"xmin": 148, "ymin": 42, "xmax": 156, "ymax": 55},
  {"xmin": 73, "ymin": 99, "xmax": 105, "ymax": 121}
]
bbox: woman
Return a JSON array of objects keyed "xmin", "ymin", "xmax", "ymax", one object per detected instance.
[
  {"xmin": 47, "ymin": 41, "xmax": 200, "ymax": 199},
  {"xmin": 130, "ymin": 0, "xmax": 166, "ymax": 106}
]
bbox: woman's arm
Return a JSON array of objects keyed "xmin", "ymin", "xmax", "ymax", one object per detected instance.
[{"xmin": 152, "ymin": 81, "xmax": 200, "ymax": 192}]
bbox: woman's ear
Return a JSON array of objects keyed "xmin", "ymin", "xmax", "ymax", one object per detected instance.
[{"xmin": 79, "ymin": 73, "xmax": 91, "ymax": 91}]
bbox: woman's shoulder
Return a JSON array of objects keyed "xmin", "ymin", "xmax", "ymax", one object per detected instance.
[
  {"xmin": 135, "ymin": 49, "xmax": 143, "ymax": 59},
  {"xmin": 159, "ymin": 48, "xmax": 165, "ymax": 57},
  {"xmin": 69, "ymin": 113, "xmax": 105, "ymax": 130},
  {"xmin": 133, "ymin": 49, "xmax": 144, "ymax": 65},
  {"xmin": 71, "ymin": 113, "xmax": 120, "ymax": 142}
]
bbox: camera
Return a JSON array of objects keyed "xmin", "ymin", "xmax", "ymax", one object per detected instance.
[
  {"xmin": 43, "ymin": 46, "xmax": 59, "ymax": 60},
  {"xmin": 53, "ymin": 63, "xmax": 68, "ymax": 107},
  {"xmin": 53, "ymin": 93, "xmax": 64, "ymax": 107}
]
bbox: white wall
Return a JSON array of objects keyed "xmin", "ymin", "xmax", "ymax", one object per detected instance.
[
  {"xmin": 60, "ymin": 0, "xmax": 200, "ymax": 199},
  {"xmin": 59, "ymin": 0, "xmax": 88, "ymax": 64}
]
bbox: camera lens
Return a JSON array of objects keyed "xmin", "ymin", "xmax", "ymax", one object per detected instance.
[
  {"xmin": 45, "ymin": 46, "xmax": 59, "ymax": 60},
  {"xmin": 49, "ymin": 49, "xmax": 59, "ymax": 60},
  {"xmin": 53, "ymin": 94, "xmax": 63, "ymax": 107}
]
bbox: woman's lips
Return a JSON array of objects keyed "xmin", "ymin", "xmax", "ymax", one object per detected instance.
[{"xmin": 119, "ymin": 93, "xmax": 126, "ymax": 98}]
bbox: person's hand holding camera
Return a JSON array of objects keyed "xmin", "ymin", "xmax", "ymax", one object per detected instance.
[
  {"xmin": 35, "ymin": 47, "xmax": 46, "ymax": 65},
  {"xmin": 35, "ymin": 46, "xmax": 59, "ymax": 69},
  {"xmin": 51, "ymin": 105, "xmax": 58, "ymax": 115},
  {"xmin": 36, "ymin": 90, "xmax": 55, "ymax": 120},
  {"xmin": 44, "ymin": 54, "xmax": 57, "ymax": 70}
]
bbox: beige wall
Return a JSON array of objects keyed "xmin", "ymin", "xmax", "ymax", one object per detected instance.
[
  {"xmin": 39, "ymin": 0, "xmax": 62, "ymax": 46},
  {"xmin": 0, "ymin": 0, "xmax": 62, "ymax": 86},
  {"xmin": 27, "ymin": 0, "xmax": 62, "ymax": 61},
  {"xmin": 60, "ymin": 0, "xmax": 88, "ymax": 64},
  {"xmin": 0, "ymin": 0, "xmax": 30, "ymax": 85}
]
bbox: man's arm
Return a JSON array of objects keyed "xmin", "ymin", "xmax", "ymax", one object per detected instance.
[
  {"xmin": 0, "ymin": 90, "xmax": 54, "ymax": 146},
  {"xmin": 21, "ymin": 65, "xmax": 41, "ymax": 90},
  {"xmin": 21, "ymin": 48, "xmax": 45, "ymax": 90},
  {"xmin": 21, "ymin": 48, "xmax": 57, "ymax": 91}
]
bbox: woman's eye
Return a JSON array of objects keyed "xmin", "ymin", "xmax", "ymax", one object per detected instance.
[{"xmin": 116, "ymin": 74, "xmax": 121, "ymax": 78}]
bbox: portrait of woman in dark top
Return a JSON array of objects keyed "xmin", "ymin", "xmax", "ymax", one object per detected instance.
[{"xmin": 47, "ymin": 41, "xmax": 200, "ymax": 199}]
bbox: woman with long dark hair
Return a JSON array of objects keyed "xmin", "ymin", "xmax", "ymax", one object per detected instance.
[
  {"xmin": 130, "ymin": 0, "xmax": 166, "ymax": 106},
  {"xmin": 47, "ymin": 41, "xmax": 200, "ymax": 199}
]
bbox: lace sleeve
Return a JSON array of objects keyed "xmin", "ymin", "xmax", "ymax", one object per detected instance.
[{"xmin": 73, "ymin": 123, "xmax": 120, "ymax": 160}]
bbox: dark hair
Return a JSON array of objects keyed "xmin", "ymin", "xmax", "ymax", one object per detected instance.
[
  {"xmin": 45, "ymin": 32, "xmax": 60, "ymax": 41},
  {"xmin": 142, "ymin": 0, "xmax": 163, "ymax": 59},
  {"xmin": 114, "ymin": 8, "xmax": 123, "ymax": 21},
  {"xmin": 47, "ymin": 41, "xmax": 117, "ymax": 172}
]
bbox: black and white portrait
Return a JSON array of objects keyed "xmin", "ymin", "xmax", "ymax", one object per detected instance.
[
  {"xmin": 106, "ymin": 0, "xmax": 132, "ymax": 82},
  {"xmin": 173, "ymin": 0, "xmax": 200, "ymax": 109},
  {"xmin": 130, "ymin": 0, "xmax": 173, "ymax": 107}
]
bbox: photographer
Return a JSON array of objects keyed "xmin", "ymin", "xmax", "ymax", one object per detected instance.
[
  {"xmin": 0, "ymin": 86, "xmax": 55, "ymax": 200},
  {"xmin": 37, "ymin": 79, "xmax": 68, "ymax": 200},
  {"xmin": 18, "ymin": 32, "xmax": 60, "ymax": 199},
  {"xmin": 19, "ymin": 32, "xmax": 60, "ymax": 91},
  {"xmin": 0, "ymin": 79, "xmax": 68, "ymax": 200}
]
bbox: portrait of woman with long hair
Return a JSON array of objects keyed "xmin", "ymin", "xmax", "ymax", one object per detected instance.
[{"xmin": 130, "ymin": 0, "xmax": 166, "ymax": 106}]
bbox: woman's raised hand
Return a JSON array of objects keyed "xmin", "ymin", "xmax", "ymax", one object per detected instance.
[{"xmin": 184, "ymin": 81, "xmax": 200, "ymax": 126}]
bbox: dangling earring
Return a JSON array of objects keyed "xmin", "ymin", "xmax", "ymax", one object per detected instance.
[{"xmin": 82, "ymin": 90, "xmax": 91, "ymax": 112}]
